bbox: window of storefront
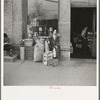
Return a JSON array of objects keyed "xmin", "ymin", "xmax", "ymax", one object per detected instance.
[{"xmin": 28, "ymin": 0, "xmax": 58, "ymax": 36}]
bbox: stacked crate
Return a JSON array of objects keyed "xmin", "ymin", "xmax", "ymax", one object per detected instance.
[
  {"xmin": 43, "ymin": 51, "xmax": 53, "ymax": 65},
  {"xmin": 43, "ymin": 51, "xmax": 59, "ymax": 67},
  {"xmin": 48, "ymin": 59, "xmax": 59, "ymax": 67},
  {"xmin": 25, "ymin": 46, "xmax": 34, "ymax": 60}
]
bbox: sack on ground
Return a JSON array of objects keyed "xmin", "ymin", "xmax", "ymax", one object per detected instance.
[{"xmin": 34, "ymin": 44, "xmax": 44, "ymax": 61}]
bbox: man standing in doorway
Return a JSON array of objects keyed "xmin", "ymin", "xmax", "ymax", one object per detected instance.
[{"xmin": 81, "ymin": 27, "xmax": 88, "ymax": 57}]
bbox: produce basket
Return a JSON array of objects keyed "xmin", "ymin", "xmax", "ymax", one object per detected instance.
[{"xmin": 24, "ymin": 39, "xmax": 33, "ymax": 46}]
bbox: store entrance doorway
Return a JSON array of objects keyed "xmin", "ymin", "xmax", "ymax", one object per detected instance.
[{"xmin": 71, "ymin": 8, "xmax": 96, "ymax": 59}]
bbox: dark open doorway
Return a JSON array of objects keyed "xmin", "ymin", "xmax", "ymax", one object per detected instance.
[{"xmin": 71, "ymin": 8, "xmax": 96, "ymax": 59}]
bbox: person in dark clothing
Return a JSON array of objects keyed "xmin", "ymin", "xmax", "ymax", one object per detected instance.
[
  {"xmin": 81, "ymin": 27, "xmax": 88, "ymax": 56},
  {"xmin": 49, "ymin": 30, "xmax": 60, "ymax": 59},
  {"xmin": 4, "ymin": 33, "xmax": 13, "ymax": 52}
]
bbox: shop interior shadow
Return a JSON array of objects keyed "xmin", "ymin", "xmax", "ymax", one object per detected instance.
[{"xmin": 70, "ymin": 8, "xmax": 96, "ymax": 59}]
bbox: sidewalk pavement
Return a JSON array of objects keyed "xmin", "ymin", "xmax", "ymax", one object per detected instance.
[{"xmin": 4, "ymin": 59, "xmax": 96, "ymax": 86}]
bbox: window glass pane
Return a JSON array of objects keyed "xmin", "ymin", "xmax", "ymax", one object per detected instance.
[{"xmin": 28, "ymin": 0, "xmax": 58, "ymax": 36}]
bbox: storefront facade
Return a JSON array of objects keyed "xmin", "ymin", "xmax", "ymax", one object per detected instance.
[
  {"xmin": 4, "ymin": 0, "xmax": 97, "ymax": 59},
  {"xmin": 59, "ymin": 0, "xmax": 96, "ymax": 59}
]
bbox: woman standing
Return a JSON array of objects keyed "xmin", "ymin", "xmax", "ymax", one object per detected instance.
[{"xmin": 49, "ymin": 30, "xmax": 60, "ymax": 59}]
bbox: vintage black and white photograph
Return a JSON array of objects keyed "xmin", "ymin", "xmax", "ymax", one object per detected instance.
[{"xmin": 4, "ymin": 0, "xmax": 97, "ymax": 86}]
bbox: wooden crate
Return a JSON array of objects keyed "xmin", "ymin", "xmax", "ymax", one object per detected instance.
[
  {"xmin": 25, "ymin": 46, "xmax": 34, "ymax": 60},
  {"xmin": 4, "ymin": 55, "xmax": 17, "ymax": 62},
  {"xmin": 48, "ymin": 59, "xmax": 59, "ymax": 67},
  {"xmin": 43, "ymin": 51, "xmax": 53, "ymax": 65}
]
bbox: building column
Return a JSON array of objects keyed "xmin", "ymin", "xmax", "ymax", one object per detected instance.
[
  {"xmin": 11, "ymin": 0, "xmax": 28, "ymax": 56},
  {"xmin": 12, "ymin": 0, "xmax": 28, "ymax": 45},
  {"xmin": 4, "ymin": 0, "xmax": 13, "ymax": 42},
  {"xmin": 59, "ymin": 0, "xmax": 71, "ymax": 60}
]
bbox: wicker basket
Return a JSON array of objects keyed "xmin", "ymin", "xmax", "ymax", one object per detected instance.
[{"xmin": 24, "ymin": 39, "xmax": 33, "ymax": 46}]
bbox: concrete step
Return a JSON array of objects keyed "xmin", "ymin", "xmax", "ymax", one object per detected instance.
[{"xmin": 4, "ymin": 55, "xmax": 18, "ymax": 62}]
